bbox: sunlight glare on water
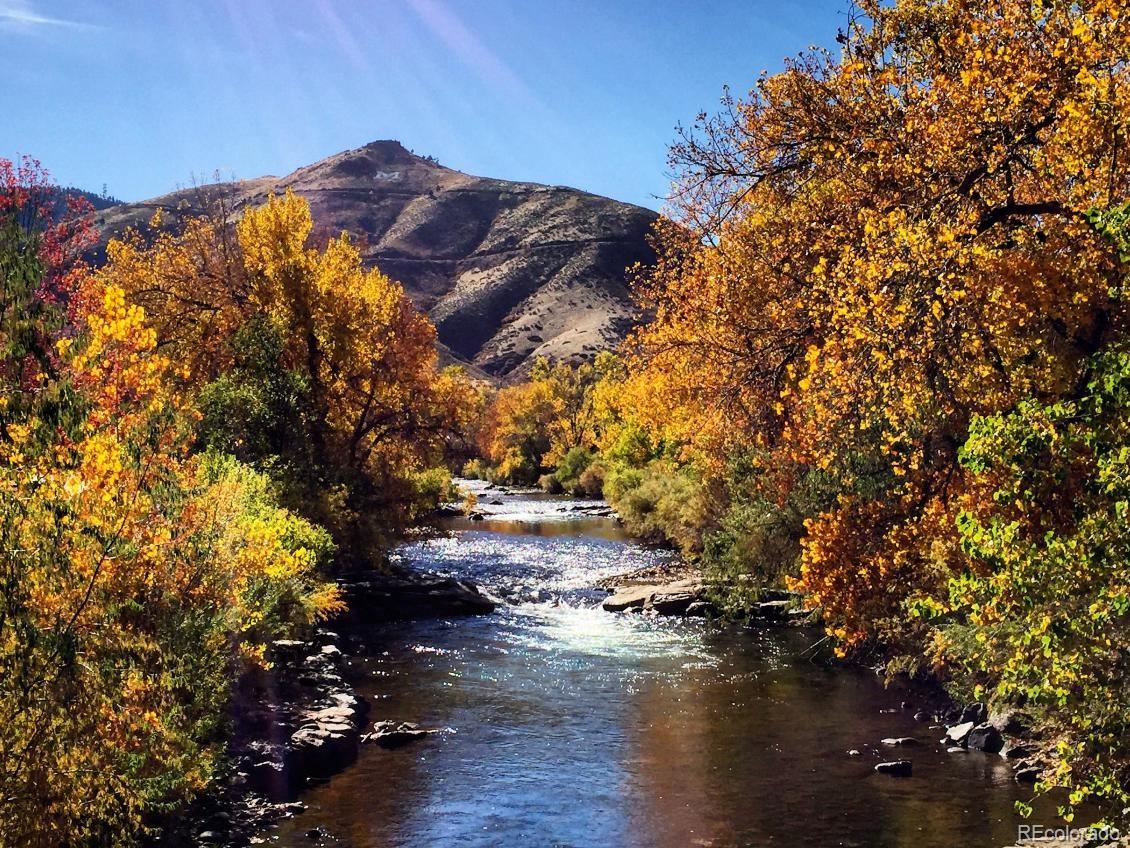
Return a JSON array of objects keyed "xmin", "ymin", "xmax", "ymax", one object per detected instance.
[{"xmin": 507, "ymin": 601, "xmax": 719, "ymax": 666}]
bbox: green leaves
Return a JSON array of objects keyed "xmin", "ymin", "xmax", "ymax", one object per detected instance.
[{"xmin": 948, "ymin": 331, "xmax": 1130, "ymax": 822}]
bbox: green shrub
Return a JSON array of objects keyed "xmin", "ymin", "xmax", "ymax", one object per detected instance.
[
  {"xmin": 700, "ymin": 455, "xmax": 840, "ymax": 613},
  {"xmin": 555, "ymin": 445, "xmax": 593, "ymax": 483},
  {"xmin": 409, "ymin": 466, "xmax": 459, "ymax": 512},
  {"xmin": 550, "ymin": 445, "xmax": 608, "ymax": 496},
  {"xmin": 604, "ymin": 461, "xmax": 708, "ymax": 551}
]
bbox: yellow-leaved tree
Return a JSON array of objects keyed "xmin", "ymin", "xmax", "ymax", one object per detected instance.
[
  {"xmin": 1, "ymin": 276, "xmax": 339, "ymax": 846},
  {"xmin": 627, "ymin": 0, "xmax": 1127, "ymax": 648},
  {"xmin": 99, "ymin": 190, "xmax": 478, "ymax": 562}
]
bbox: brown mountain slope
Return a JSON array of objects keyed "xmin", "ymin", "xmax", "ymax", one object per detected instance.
[{"xmin": 91, "ymin": 140, "xmax": 657, "ymax": 380}]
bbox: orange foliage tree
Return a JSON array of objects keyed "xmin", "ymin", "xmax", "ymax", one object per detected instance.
[
  {"xmin": 100, "ymin": 190, "xmax": 477, "ymax": 558},
  {"xmin": 627, "ymin": 0, "xmax": 1128, "ymax": 651},
  {"xmin": 1, "ymin": 164, "xmax": 338, "ymax": 844}
]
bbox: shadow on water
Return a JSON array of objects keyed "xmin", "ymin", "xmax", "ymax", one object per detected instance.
[{"xmin": 267, "ymin": 484, "xmax": 1053, "ymax": 848}]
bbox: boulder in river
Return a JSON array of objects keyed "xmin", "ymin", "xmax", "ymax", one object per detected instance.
[
  {"xmin": 881, "ymin": 737, "xmax": 919, "ymax": 747},
  {"xmin": 363, "ymin": 721, "xmax": 441, "ymax": 749},
  {"xmin": 1000, "ymin": 743, "xmax": 1032, "ymax": 760},
  {"xmin": 944, "ymin": 721, "xmax": 975, "ymax": 746},
  {"xmin": 966, "ymin": 723, "xmax": 1004, "ymax": 753},
  {"xmin": 650, "ymin": 591, "xmax": 698, "ymax": 616},
  {"xmin": 289, "ymin": 721, "xmax": 359, "ymax": 778},
  {"xmin": 960, "ymin": 702, "xmax": 988, "ymax": 725},
  {"xmin": 602, "ymin": 584, "xmax": 656, "ymax": 612},
  {"xmin": 684, "ymin": 600, "xmax": 718, "ymax": 618},
  {"xmin": 988, "ymin": 709, "xmax": 1027, "ymax": 735},
  {"xmin": 602, "ymin": 578, "xmax": 705, "ymax": 614},
  {"xmin": 874, "ymin": 760, "xmax": 913, "ymax": 777}
]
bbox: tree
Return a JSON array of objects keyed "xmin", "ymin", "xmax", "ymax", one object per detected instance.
[
  {"xmin": 607, "ymin": 0, "xmax": 1129, "ymax": 820},
  {"xmin": 99, "ymin": 190, "xmax": 478, "ymax": 561},
  {"xmin": 627, "ymin": 0, "xmax": 1128, "ymax": 650},
  {"xmin": 921, "ymin": 206, "xmax": 1130, "ymax": 822},
  {"xmin": 0, "ymin": 164, "xmax": 338, "ymax": 845},
  {"xmin": 474, "ymin": 355, "xmax": 617, "ymax": 486}
]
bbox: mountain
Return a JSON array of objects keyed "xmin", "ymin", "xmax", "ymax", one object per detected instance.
[{"xmin": 90, "ymin": 141, "xmax": 657, "ymax": 380}]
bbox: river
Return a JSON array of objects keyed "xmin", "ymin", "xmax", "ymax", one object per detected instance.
[{"xmin": 266, "ymin": 481, "xmax": 1046, "ymax": 847}]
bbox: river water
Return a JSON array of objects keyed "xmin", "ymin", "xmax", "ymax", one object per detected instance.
[{"xmin": 267, "ymin": 482, "xmax": 1046, "ymax": 848}]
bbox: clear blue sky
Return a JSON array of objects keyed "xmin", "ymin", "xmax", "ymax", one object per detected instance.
[{"xmin": 1, "ymin": 0, "xmax": 846, "ymax": 210}]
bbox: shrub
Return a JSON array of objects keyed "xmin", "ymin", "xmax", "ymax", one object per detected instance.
[
  {"xmin": 538, "ymin": 472, "xmax": 564, "ymax": 494},
  {"xmin": 701, "ymin": 455, "xmax": 840, "ymax": 613},
  {"xmin": 577, "ymin": 459, "xmax": 607, "ymax": 498},
  {"xmin": 603, "ymin": 461, "xmax": 709, "ymax": 551},
  {"xmin": 0, "ymin": 286, "xmax": 339, "ymax": 844},
  {"xmin": 409, "ymin": 465, "xmax": 459, "ymax": 512},
  {"xmin": 461, "ymin": 457, "xmax": 494, "ymax": 481},
  {"xmin": 551, "ymin": 445, "xmax": 604, "ymax": 496}
]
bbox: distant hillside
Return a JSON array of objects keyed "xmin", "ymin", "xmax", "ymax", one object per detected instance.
[
  {"xmin": 54, "ymin": 187, "xmax": 120, "ymax": 218},
  {"xmin": 91, "ymin": 141, "xmax": 657, "ymax": 380}
]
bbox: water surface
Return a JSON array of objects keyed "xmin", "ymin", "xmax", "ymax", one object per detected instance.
[{"xmin": 267, "ymin": 482, "xmax": 1044, "ymax": 848}]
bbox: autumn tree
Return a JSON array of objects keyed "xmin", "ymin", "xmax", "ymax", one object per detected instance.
[
  {"xmin": 0, "ymin": 165, "xmax": 338, "ymax": 845},
  {"xmin": 473, "ymin": 355, "xmax": 617, "ymax": 490},
  {"xmin": 920, "ymin": 205, "xmax": 1130, "ymax": 821},
  {"xmin": 100, "ymin": 190, "xmax": 478, "ymax": 561},
  {"xmin": 629, "ymin": 0, "xmax": 1127, "ymax": 646},
  {"xmin": 475, "ymin": 375, "xmax": 558, "ymax": 484}
]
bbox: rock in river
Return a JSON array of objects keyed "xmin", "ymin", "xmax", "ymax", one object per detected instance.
[
  {"xmin": 1000, "ymin": 743, "xmax": 1032, "ymax": 760},
  {"xmin": 363, "ymin": 721, "xmax": 441, "ymax": 749},
  {"xmin": 966, "ymin": 723, "xmax": 1004, "ymax": 754},
  {"xmin": 602, "ymin": 578, "xmax": 705, "ymax": 613},
  {"xmin": 338, "ymin": 570, "xmax": 495, "ymax": 621},
  {"xmin": 943, "ymin": 721, "xmax": 975, "ymax": 746},
  {"xmin": 650, "ymin": 591, "xmax": 698, "ymax": 616},
  {"xmin": 684, "ymin": 600, "xmax": 718, "ymax": 618},
  {"xmin": 755, "ymin": 600, "xmax": 792, "ymax": 620},
  {"xmin": 874, "ymin": 760, "xmax": 913, "ymax": 777},
  {"xmin": 960, "ymin": 702, "xmax": 988, "ymax": 725}
]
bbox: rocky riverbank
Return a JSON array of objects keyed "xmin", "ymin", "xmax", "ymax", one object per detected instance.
[
  {"xmin": 156, "ymin": 568, "xmax": 495, "ymax": 847},
  {"xmin": 894, "ymin": 701, "xmax": 1051, "ymax": 789},
  {"xmin": 598, "ymin": 563, "xmax": 811, "ymax": 622}
]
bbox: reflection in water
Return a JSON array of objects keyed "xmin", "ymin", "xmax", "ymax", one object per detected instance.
[{"xmin": 267, "ymin": 486, "xmax": 1047, "ymax": 848}]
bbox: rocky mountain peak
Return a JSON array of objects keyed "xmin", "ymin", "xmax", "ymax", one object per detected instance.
[{"xmin": 91, "ymin": 143, "xmax": 658, "ymax": 380}]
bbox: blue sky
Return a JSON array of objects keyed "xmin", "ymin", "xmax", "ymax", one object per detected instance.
[{"xmin": 1, "ymin": 0, "xmax": 846, "ymax": 210}]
